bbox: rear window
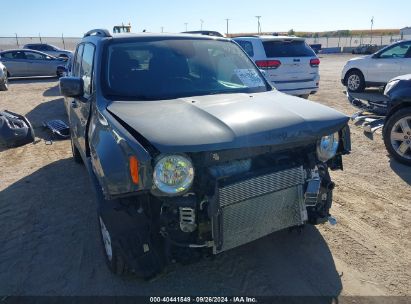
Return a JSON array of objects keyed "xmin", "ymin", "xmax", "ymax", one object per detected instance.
[
  {"xmin": 262, "ymin": 40, "xmax": 315, "ymax": 57},
  {"xmin": 236, "ymin": 40, "xmax": 254, "ymax": 57}
]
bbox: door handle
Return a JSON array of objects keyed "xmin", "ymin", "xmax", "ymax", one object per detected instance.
[{"xmin": 71, "ymin": 100, "xmax": 78, "ymax": 108}]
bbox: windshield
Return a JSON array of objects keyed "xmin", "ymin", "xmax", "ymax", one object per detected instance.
[{"xmin": 103, "ymin": 38, "xmax": 269, "ymax": 100}]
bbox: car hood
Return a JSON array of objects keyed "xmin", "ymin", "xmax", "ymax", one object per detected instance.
[
  {"xmin": 348, "ymin": 55, "xmax": 371, "ymax": 63},
  {"xmin": 107, "ymin": 91, "xmax": 349, "ymax": 153}
]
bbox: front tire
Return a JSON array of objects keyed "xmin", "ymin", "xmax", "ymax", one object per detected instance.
[
  {"xmin": 0, "ymin": 72, "xmax": 8, "ymax": 91},
  {"xmin": 345, "ymin": 70, "xmax": 365, "ymax": 93},
  {"xmin": 383, "ymin": 108, "xmax": 411, "ymax": 166},
  {"xmin": 98, "ymin": 214, "xmax": 130, "ymax": 276}
]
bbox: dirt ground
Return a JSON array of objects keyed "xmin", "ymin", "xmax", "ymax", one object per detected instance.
[{"xmin": 0, "ymin": 54, "xmax": 410, "ymax": 297}]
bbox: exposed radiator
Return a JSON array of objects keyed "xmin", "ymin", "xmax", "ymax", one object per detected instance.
[{"xmin": 213, "ymin": 166, "xmax": 306, "ymax": 254}]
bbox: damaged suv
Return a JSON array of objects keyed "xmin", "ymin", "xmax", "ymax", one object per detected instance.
[{"xmin": 60, "ymin": 29, "xmax": 351, "ymax": 278}]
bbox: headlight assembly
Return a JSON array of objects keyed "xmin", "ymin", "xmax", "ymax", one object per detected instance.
[
  {"xmin": 317, "ymin": 132, "xmax": 340, "ymax": 162},
  {"xmin": 153, "ymin": 154, "xmax": 194, "ymax": 195},
  {"xmin": 384, "ymin": 79, "xmax": 399, "ymax": 96}
]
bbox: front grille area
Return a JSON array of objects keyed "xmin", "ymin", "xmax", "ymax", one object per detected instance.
[{"xmin": 213, "ymin": 166, "xmax": 306, "ymax": 254}]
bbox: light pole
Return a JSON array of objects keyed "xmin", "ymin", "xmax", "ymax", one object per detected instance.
[
  {"xmin": 225, "ymin": 18, "xmax": 230, "ymax": 36},
  {"xmin": 255, "ymin": 16, "xmax": 261, "ymax": 34},
  {"xmin": 184, "ymin": 23, "xmax": 188, "ymax": 32},
  {"xmin": 370, "ymin": 16, "xmax": 374, "ymax": 43},
  {"xmin": 200, "ymin": 19, "xmax": 204, "ymax": 30},
  {"xmin": 161, "ymin": 26, "xmax": 164, "ymax": 33}
]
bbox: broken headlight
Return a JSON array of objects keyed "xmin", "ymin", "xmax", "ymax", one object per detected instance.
[
  {"xmin": 153, "ymin": 154, "xmax": 194, "ymax": 195},
  {"xmin": 317, "ymin": 132, "xmax": 339, "ymax": 162}
]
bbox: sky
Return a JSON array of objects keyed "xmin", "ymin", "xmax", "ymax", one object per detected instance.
[{"xmin": 1, "ymin": 0, "xmax": 410, "ymax": 37}]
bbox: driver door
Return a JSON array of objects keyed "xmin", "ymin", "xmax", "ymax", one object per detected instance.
[
  {"xmin": 368, "ymin": 42, "xmax": 411, "ymax": 83},
  {"xmin": 23, "ymin": 51, "xmax": 56, "ymax": 76},
  {"xmin": 69, "ymin": 43, "xmax": 95, "ymax": 157}
]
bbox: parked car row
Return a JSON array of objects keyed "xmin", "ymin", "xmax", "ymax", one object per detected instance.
[
  {"xmin": 341, "ymin": 40, "xmax": 411, "ymax": 166},
  {"xmin": 0, "ymin": 49, "xmax": 68, "ymax": 78},
  {"xmin": 342, "ymin": 39, "xmax": 411, "ymax": 92},
  {"xmin": 0, "ymin": 43, "xmax": 72, "ymax": 81}
]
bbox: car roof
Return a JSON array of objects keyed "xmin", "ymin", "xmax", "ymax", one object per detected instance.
[
  {"xmin": 81, "ymin": 31, "xmax": 231, "ymax": 44},
  {"xmin": 113, "ymin": 32, "xmax": 229, "ymax": 40},
  {"xmin": 0, "ymin": 49, "xmax": 55, "ymax": 56},
  {"xmin": 233, "ymin": 35, "xmax": 305, "ymax": 41}
]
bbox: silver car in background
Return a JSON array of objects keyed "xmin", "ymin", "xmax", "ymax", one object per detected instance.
[
  {"xmin": 0, "ymin": 49, "xmax": 66, "ymax": 77},
  {"xmin": 0, "ymin": 62, "xmax": 8, "ymax": 90}
]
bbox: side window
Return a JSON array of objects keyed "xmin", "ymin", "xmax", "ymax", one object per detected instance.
[
  {"xmin": 380, "ymin": 43, "xmax": 411, "ymax": 59},
  {"xmin": 1, "ymin": 52, "xmax": 14, "ymax": 59},
  {"xmin": 72, "ymin": 44, "xmax": 84, "ymax": 77},
  {"xmin": 80, "ymin": 43, "xmax": 95, "ymax": 97},
  {"xmin": 11, "ymin": 51, "xmax": 26, "ymax": 60},
  {"xmin": 24, "ymin": 51, "xmax": 46, "ymax": 60},
  {"xmin": 236, "ymin": 40, "xmax": 254, "ymax": 57},
  {"xmin": 44, "ymin": 45, "xmax": 55, "ymax": 51}
]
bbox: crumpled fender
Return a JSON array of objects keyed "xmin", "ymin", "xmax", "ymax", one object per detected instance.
[{"xmin": 88, "ymin": 106, "xmax": 153, "ymax": 199}]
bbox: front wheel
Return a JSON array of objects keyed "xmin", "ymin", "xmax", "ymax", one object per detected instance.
[
  {"xmin": 98, "ymin": 214, "xmax": 130, "ymax": 276},
  {"xmin": 383, "ymin": 108, "xmax": 411, "ymax": 166},
  {"xmin": 346, "ymin": 70, "xmax": 365, "ymax": 92},
  {"xmin": 0, "ymin": 72, "xmax": 8, "ymax": 91}
]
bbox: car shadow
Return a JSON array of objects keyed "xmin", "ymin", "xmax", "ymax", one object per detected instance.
[
  {"xmin": 25, "ymin": 97, "xmax": 68, "ymax": 140},
  {"xmin": 43, "ymin": 84, "xmax": 61, "ymax": 97},
  {"xmin": 389, "ymin": 159, "xmax": 411, "ymax": 185},
  {"xmin": 0, "ymin": 158, "xmax": 342, "ymax": 298}
]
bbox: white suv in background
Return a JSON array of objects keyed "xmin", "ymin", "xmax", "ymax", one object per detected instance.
[
  {"xmin": 341, "ymin": 40, "xmax": 411, "ymax": 92},
  {"xmin": 233, "ymin": 35, "xmax": 320, "ymax": 98}
]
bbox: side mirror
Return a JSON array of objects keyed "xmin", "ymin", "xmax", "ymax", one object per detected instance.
[{"xmin": 60, "ymin": 77, "xmax": 83, "ymax": 97}]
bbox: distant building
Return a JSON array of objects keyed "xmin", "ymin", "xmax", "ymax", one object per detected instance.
[{"xmin": 400, "ymin": 27, "xmax": 411, "ymax": 37}]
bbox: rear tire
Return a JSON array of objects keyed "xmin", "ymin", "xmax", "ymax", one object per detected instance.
[
  {"xmin": 345, "ymin": 70, "xmax": 365, "ymax": 93},
  {"xmin": 300, "ymin": 94, "xmax": 309, "ymax": 99},
  {"xmin": 383, "ymin": 107, "xmax": 411, "ymax": 166}
]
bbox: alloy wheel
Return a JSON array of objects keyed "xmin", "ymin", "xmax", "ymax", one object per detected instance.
[
  {"xmin": 390, "ymin": 116, "xmax": 411, "ymax": 160},
  {"xmin": 99, "ymin": 216, "xmax": 113, "ymax": 261},
  {"xmin": 347, "ymin": 74, "xmax": 360, "ymax": 91}
]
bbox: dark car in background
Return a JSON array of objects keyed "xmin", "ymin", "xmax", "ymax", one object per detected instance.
[
  {"xmin": 23, "ymin": 43, "xmax": 73, "ymax": 59},
  {"xmin": 0, "ymin": 49, "xmax": 66, "ymax": 77},
  {"xmin": 60, "ymin": 29, "xmax": 351, "ymax": 279},
  {"xmin": 352, "ymin": 44, "xmax": 379, "ymax": 54}
]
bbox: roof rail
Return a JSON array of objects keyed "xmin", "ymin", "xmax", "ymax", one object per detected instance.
[{"xmin": 84, "ymin": 29, "xmax": 112, "ymax": 38}]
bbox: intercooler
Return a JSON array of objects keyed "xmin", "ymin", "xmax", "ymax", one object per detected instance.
[{"xmin": 212, "ymin": 166, "xmax": 307, "ymax": 254}]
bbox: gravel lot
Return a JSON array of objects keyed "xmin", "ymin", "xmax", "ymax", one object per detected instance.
[{"xmin": 0, "ymin": 54, "xmax": 410, "ymax": 297}]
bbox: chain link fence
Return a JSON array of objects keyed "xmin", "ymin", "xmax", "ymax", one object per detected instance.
[
  {"xmin": 0, "ymin": 36, "xmax": 81, "ymax": 51},
  {"xmin": 305, "ymin": 34, "xmax": 411, "ymax": 52},
  {"xmin": 1, "ymin": 34, "xmax": 411, "ymax": 53}
]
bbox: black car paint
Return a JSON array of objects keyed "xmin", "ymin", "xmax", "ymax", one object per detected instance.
[
  {"xmin": 62, "ymin": 34, "xmax": 351, "ymax": 200},
  {"xmin": 384, "ymin": 75, "xmax": 411, "ymax": 119},
  {"xmin": 61, "ymin": 32, "xmax": 352, "ymax": 277}
]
